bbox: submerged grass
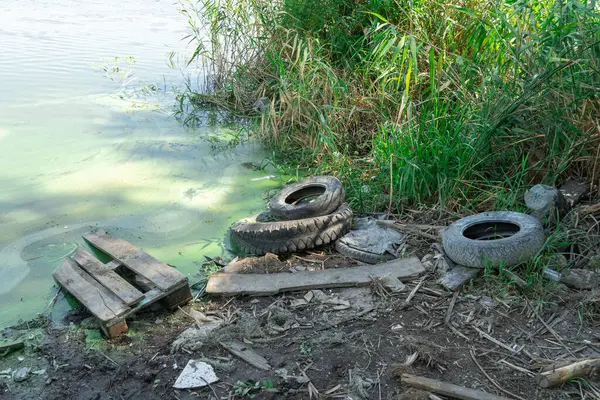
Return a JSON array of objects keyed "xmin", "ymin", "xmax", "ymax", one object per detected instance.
[{"xmin": 178, "ymin": 0, "xmax": 600, "ymax": 213}]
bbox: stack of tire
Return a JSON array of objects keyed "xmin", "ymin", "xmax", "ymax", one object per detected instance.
[{"xmin": 230, "ymin": 176, "xmax": 352, "ymax": 255}]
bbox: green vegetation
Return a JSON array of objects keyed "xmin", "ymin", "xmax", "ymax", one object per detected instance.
[
  {"xmin": 232, "ymin": 379, "xmax": 275, "ymax": 398},
  {"xmin": 179, "ymin": 0, "xmax": 600, "ymax": 213}
]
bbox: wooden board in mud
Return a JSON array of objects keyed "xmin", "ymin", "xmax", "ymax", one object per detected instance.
[
  {"xmin": 53, "ymin": 258, "xmax": 130, "ymax": 324},
  {"xmin": 72, "ymin": 249, "xmax": 145, "ymax": 306},
  {"xmin": 206, "ymin": 257, "xmax": 425, "ymax": 296},
  {"xmin": 83, "ymin": 230, "xmax": 187, "ymax": 292}
]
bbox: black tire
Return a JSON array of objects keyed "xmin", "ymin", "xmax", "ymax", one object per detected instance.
[
  {"xmin": 231, "ymin": 203, "xmax": 353, "ymax": 255},
  {"xmin": 268, "ymin": 176, "xmax": 345, "ymax": 220},
  {"xmin": 335, "ymin": 240, "xmax": 395, "ymax": 264},
  {"xmin": 442, "ymin": 211, "xmax": 545, "ymax": 268}
]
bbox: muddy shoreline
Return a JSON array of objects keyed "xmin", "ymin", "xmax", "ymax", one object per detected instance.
[{"xmin": 2, "ymin": 249, "xmax": 600, "ymax": 399}]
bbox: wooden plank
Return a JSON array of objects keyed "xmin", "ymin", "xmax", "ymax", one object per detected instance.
[
  {"xmin": 402, "ymin": 373, "xmax": 511, "ymax": 400},
  {"xmin": 105, "ymin": 260, "xmax": 121, "ymax": 271},
  {"xmin": 0, "ymin": 340, "xmax": 24, "ymax": 357},
  {"xmin": 220, "ymin": 340, "xmax": 271, "ymax": 370},
  {"xmin": 104, "ymin": 320, "xmax": 128, "ymax": 338},
  {"xmin": 53, "ymin": 259, "xmax": 130, "ymax": 324},
  {"xmin": 83, "ymin": 230, "xmax": 186, "ymax": 291},
  {"xmin": 206, "ymin": 257, "xmax": 425, "ymax": 296},
  {"xmin": 161, "ymin": 285, "xmax": 192, "ymax": 310},
  {"xmin": 73, "ymin": 249, "xmax": 144, "ymax": 306},
  {"xmin": 125, "ymin": 282, "xmax": 189, "ymax": 316}
]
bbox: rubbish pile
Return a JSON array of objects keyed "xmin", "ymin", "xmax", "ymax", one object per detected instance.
[
  {"xmin": 229, "ymin": 176, "xmax": 406, "ymax": 263},
  {"xmin": 229, "ymin": 176, "xmax": 352, "ymax": 255}
]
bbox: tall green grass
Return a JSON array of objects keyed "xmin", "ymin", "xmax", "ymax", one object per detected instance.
[{"xmin": 179, "ymin": 0, "xmax": 600, "ymax": 213}]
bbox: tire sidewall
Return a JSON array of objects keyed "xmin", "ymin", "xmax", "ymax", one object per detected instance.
[
  {"xmin": 442, "ymin": 211, "xmax": 545, "ymax": 268},
  {"xmin": 268, "ymin": 176, "xmax": 344, "ymax": 220}
]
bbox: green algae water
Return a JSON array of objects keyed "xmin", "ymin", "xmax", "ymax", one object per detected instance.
[{"xmin": 0, "ymin": 0, "xmax": 278, "ymax": 327}]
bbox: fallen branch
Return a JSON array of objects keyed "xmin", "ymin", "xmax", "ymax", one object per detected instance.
[
  {"xmin": 401, "ymin": 373, "xmax": 512, "ymax": 400},
  {"xmin": 536, "ymin": 358, "xmax": 600, "ymax": 388},
  {"xmin": 472, "ymin": 326, "xmax": 527, "ymax": 359},
  {"xmin": 580, "ymin": 203, "xmax": 600, "ymax": 215},
  {"xmin": 402, "ymin": 278, "xmax": 426, "ymax": 308},
  {"xmin": 445, "ymin": 291, "xmax": 459, "ymax": 325},
  {"xmin": 44, "ymin": 287, "xmax": 62, "ymax": 313}
]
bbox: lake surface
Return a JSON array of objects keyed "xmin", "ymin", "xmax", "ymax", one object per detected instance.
[{"xmin": 0, "ymin": 0, "xmax": 277, "ymax": 327}]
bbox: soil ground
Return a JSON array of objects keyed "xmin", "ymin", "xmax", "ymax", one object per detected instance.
[{"xmin": 2, "ymin": 206, "xmax": 600, "ymax": 400}]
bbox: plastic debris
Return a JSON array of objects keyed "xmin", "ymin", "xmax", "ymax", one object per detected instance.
[
  {"xmin": 337, "ymin": 218, "xmax": 405, "ymax": 261},
  {"xmin": 173, "ymin": 360, "xmax": 219, "ymax": 389}
]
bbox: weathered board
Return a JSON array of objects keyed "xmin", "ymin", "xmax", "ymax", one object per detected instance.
[
  {"xmin": 0, "ymin": 340, "xmax": 24, "ymax": 357},
  {"xmin": 73, "ymin": 249, "xmax": 144, "ymax": 306},
  {"xmin": 402, "ymin": 373, "xmax": 511, "ymax": 400},
  {"xmin": 54, "ymin": 258, "xmax": 130, "ymax": 324},
  {"xmin": 83, "ymin": 230, "xmax": 186, "ymax": 291},
  {"xmin": 126, "ymin": 282, "xmax": 189, "ymax": 314},
  {"xmin": 206, "ymin": 257, "xmax": 425, "ymax": 296},
  {"xmin": 220, "ymin": 340, "xmax": 271, "ymax": 370}
]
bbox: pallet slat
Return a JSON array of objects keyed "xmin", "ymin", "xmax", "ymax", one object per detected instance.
[
  {"xmin": 73, "ymin": 249, "xmax": 145, "ymax": 306},
  {"xmin": 206, "ymin": 257, "xmax": 425, "ymax": 296},
  {"xmin": 83, "ymin": 231, "xmax": 186, "ymax": 291},
  {"xmin": 53, "ymin": 259, "xmax": 130, "ymax": 324}
]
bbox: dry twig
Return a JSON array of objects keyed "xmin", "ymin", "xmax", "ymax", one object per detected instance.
[{"xmin": 470, "ymin": 349, "xmax": 527, "ymax": 400}]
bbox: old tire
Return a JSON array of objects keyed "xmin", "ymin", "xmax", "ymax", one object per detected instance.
[
  {"xmin": 335, "ymin": 240, "xmax": 395, "ymax": 264},
  {"xmin": 268, "ymin": 176, "xmax": 344, "ymax": 220},
  {"xmin": 231, "ymin": 203, "xmax": 353, "ymax": 255},
  {"xmin": 442, "ymin": 211, "xmax": 544, "ymax": 268}
]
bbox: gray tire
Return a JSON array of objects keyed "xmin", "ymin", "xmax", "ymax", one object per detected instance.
[
  {"xmin": 231, "ymin": 203, "xmax": 353, "ymax": 255},
  {"xmin": 335, "ymin": 240, "xmax": 395, "ymax": 264},
  {"xmin": 442, "ymin": 211, "xmax": 545, "ymax": 268},
  {"xmin": 268, "ymin": 176, "xmax": 344, "ymax": 220}
]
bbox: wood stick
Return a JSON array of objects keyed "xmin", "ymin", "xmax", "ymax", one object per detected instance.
[
  {"xmin": 44, "ymin": 287, "xmax": 62, "ymax": 313},
  {"xmin": 472, "ymin": 326, "xmax": 523, "ymax": 356},
  {"xmin": 536, "ymin": 358, "xmax": 600, "ymax": 388},
  {"xmin": 580, "ymin": 203, "xmax": 600, "ymax": 215},
  {"xmin": 403, "ymin": 278, "xmax": 426, "ymax": 307},
  {"xmin": 499, "ymin": 360, "xmax": 535, "ymax": 377},
  {"xmin": 401, "ymin": 373, "xmax": 512, "ymax": 400},
  {"xmin": 527, "ymin": 302, "xmax": 574, "ymax": 358},
  {"xmin": 445, "ymin": 291, "xmax": 459, "ymax": 324},
  {"xmin": 470, "ymin": 349, "xmax": 527, "ymax": 400}
]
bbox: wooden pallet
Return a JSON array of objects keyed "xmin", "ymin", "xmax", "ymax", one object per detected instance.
[{"xmin": 53, "ymin": 230, "xmax": 191, "ymax": 338}]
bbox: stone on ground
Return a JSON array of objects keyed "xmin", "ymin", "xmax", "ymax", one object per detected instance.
[
  {"xmin": 12, "ymin": 367, "xmax": 30, "ymax": 382},
  {"xmin": 171, "ymin": 321, "xmax": 223, "ymax": 353},
  {"xmin": 525, "ymin": 184, "xmax": 568, "ymax": 220},
  {"xmin": 380, "ymin": 275, "xmax": 406, "ymax": 293}
]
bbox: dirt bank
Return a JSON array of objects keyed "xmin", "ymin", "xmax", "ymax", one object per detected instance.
[{"xmin": 2, "ymin": 250, "xmax": 600, "ymax": 400}]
